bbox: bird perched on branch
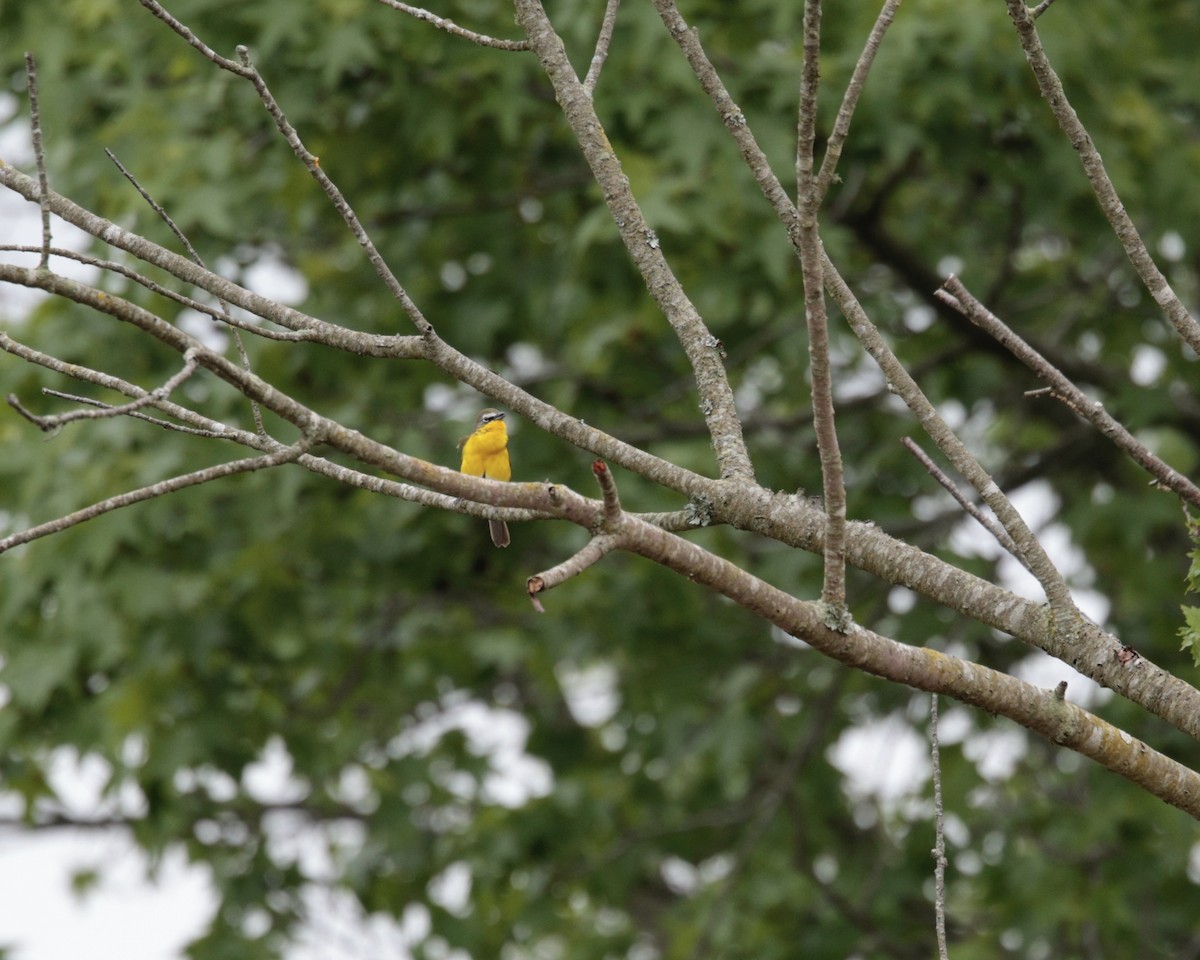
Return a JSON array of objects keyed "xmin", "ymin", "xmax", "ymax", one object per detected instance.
[{"xmin": 459, "ymin": 408, "xmax": 511, "ymax": 548}]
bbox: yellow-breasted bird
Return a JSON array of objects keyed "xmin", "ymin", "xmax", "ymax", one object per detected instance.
[{"xmin": 459, "ymin": 408, "xmax": 511, "ymax": 548}]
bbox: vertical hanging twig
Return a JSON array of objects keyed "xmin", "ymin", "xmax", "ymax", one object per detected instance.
[{"xmin": 931, "ymin": 693, "xmax": 950, "ymax": 960}]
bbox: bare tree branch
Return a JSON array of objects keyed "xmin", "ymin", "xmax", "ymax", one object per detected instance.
[
  {"xmin": 513, "ymin": 0, "xmax": 755, "ymax": 483},
  {"xmin": 796, "ymin": 0, "xmax": 848, "ymax": 608},
  {"xmin": 931, "ymin": 694, "xmax": 950, "ymax": 960},
  {"xmin": 1030, "ymin": 0, "xmax": 1060, "ymax": 20},
  {"xmin": 902, "ymin": 435, "xmax": 1028, "ymax": 570},
  {"xmin": 6, "ymin": 4, "xmax": 1200, "ymax": 797},
  {"xmin": 583, "ymin": 0, "xmax": 621, "ymax": 95},
  {"xmin": 39, "ymin": 388, "xmax": 227, "ymax": 437},
  {"xmin": 645, "ymin": 9, "xmax": 1074, "ymax": 618},
  {"xmin": 137, "ymin": 0, "xmax": 430, "ymax": 330},
  {"xmin": 0, "ymin": 164, "xmax": 697, "ymax": 490},
  {"xmin": 814, "ymin": 0, "xmax": 903, "ymax": 202},
  {"xmin": 824, "ymin": 255, "xmax": 1077, "ymax": 617},
  {"xmin": 373, "ymin": 0, "xmax": 531, "ymax": 50},
  {"xmin": 0, "ymin": 162, "xmax": 418, "ymax": 354},
  {"xmin": 21, "ymin": 54, "xmax": 52, "ymax": 269},
  {"xmin": 529, "ymin": 464, "xmax": 1200, "ymax": 819},
  {"xmin": 651, "ymin": 0, "xmax": 799, "ymax": 238},
  {"xmin": 0, "ymin": 329, "xmax": 542, "ymax": 525},
  {"xmin": 8, "ymin": 350, "xmax": 200, "ymax": 432},
  {"xmin": 105, "ymin": 149, "xmax": 207, "ymax": 269},
  {"xmin": 0, "ymin": 441, "xmax": 311, "ymax": 555},
  {"xmin": 1003, "ymin": 0, "xmax": 1200, "ymax": 355},
  {"xmin": 105, "ymin": 147, "xmax": 266, "ymax": 435},
  {"xmin": 527, "ymin": 536, "xmax": 617, "ymax": 613},
  {"xmin": 8, "ymin": 138, "xmax": 1200, "ymax": 755},
  {"xmin": 937, "ymin": 276, "xmax": 1200, "ymax": 509},
  {"xmin": 0, "ymin": 244, "xmax": 320, "ymax": 342}
]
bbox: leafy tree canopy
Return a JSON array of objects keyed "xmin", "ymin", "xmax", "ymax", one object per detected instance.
[{"xmin": 2, "ymin": 1, "xmax": 1200, "ymax": 957}]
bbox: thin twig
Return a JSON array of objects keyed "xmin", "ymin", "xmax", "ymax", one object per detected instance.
[
  {"xmin": 0, "ymin": 442, "xmax": 310, "ymax": 556},
  {"xmin": 105, "ymin": 147, "xmax": 265, "ymax": 435},
  {"xmin": 937, "ymin": 276, "xmax": 1200, "ymax": 510},
  {"xmin": 796, "ymin": 0, "xmax": 848, "ymax": 608},
  {"xmin": 528, "ymin": 461, "xmax": 623, "ymax": 610},
  {"xmin": 7, "ymin": 394, "xmax": 52, "ymax": 432},
  {"xmin": 593, "ymin": 459, "xmax": 621, "ymax": 523},
  {"xmin": 0, "ymin": 244, "xmax": 313, "ymax": 342},
  {"xmin": 23, "ymin": 53, "xmax": 52, "ymax": 269},
  {"xmin": 901, "ymin": 436, "xmax": 1028, "ymax": 570},
  {"xmin": 583, "ymin": 0, "xmax": 621, "ymax": 95},
  {"xmin": 0, "ymin": 206, "xmax": 413, "ymax": 353},
  {"xmin": 931, "ymin": 694, "xmax": 950, "ymax": 960},
  {"xmin": 815, "ymin": 0, "xmax": 902, "ymax": 202},
  {"xmin": 41, "ymin": 389, "xmax": 227, "ymax": 437},
  {"xmin": 10, "ymin": 351, "xmax": 200, "ymax": 431},
  {"xmin": 0, "ymin": 330, "xmax": 467, "ymax": 511},
  {"xmin": 0, "ymin": 330, "xmax": 233, "ymax": 436},
  {"xmin": 527, "ymin": 535, "xmax": 618, "ymax": 613},
  {"xmin": 1029, "ymin": 0, "xmax": 1059, "ymax": 19},
  {"xmin": 105, "ymin": 149, "xmax": 204, "ymax": 262},
  {"xmin": 1003, "ymin": 0, "xmax": 1200, "ymax": 355},
  {"xmin": 136, "ymin": 0, "xmax": 431, "ymax": 333},
  {"xmin": 373, "ymin": 0, "xmax": 530, "ymax": 50}
]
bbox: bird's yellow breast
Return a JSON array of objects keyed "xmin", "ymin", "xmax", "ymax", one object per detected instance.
[{"xmin": 460, "ymin": 420, "xmax": 511, "ymax": 480}]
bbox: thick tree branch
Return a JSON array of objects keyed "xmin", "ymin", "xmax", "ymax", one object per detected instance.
[
  {"xmin": 5, "ymin": 249, "xmax": 1200, "ymax": 746},
  {"xmin": 531, "ymin": 465, "xmax": 1200, "ymax": 820}
]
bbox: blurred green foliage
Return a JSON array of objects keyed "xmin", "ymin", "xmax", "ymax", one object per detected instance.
[{"xmin": 2, "ymin": 1, "xmax": 1200, "ymax": 957}]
